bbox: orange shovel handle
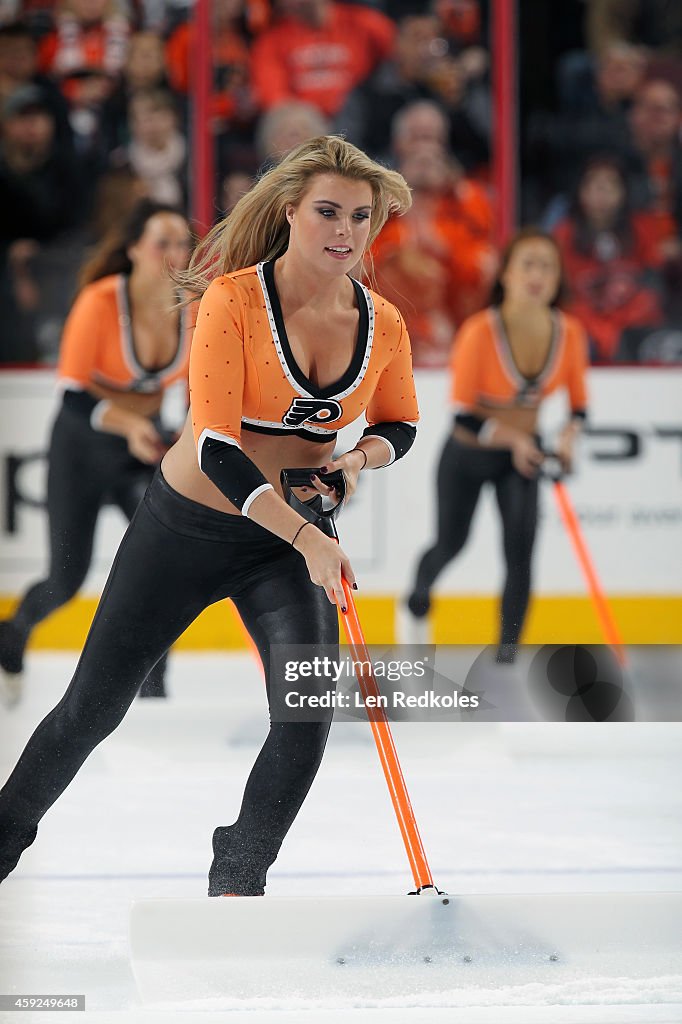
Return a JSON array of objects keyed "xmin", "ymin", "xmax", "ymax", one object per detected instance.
[{"xmin": 340, "ymin": 578, "xmax": 434, "ymax": 892}]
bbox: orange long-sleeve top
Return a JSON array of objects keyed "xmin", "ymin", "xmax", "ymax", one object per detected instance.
[
  {"xmin": 450, "ymin": 306, "xmax": 589, "ymax": 415},
  {"xmin": 164, "ymin": 23, "xmax": 252, "ymax": 122},
  {"xmin": 58, "ymin": 275, "xmax": 191, "ymax": 395},
  {"xmin": 188, "ymin": 262, "xmax": 419, "ymax": 451},
  {"xmin": 250, "ymin": 3, "xmax": 395, "ymax": 117}
]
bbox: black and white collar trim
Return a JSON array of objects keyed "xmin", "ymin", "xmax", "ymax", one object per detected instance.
[
  {"xmin": 256, "ymin": 260, "xmax": 375, "ymax": 402},
  {"xmin": 116, "ymin": 275, "xmax": 188, "ymax": 384},
  {"xmin": 491, "ymin": 307, "xmax": 562, "ymax": 390}
]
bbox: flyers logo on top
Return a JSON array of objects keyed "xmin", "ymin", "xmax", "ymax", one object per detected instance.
[{"xmin": 283, "ymin": 398, "xmax": 343, "ymax": 428}]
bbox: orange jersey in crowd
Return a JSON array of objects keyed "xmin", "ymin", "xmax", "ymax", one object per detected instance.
[
  {"xmin": 553, "ymin": 213, "xmax": 664, "ymax": 360},
  {"xmin": 39, "ymin": 16, "xmax": 129, "ymax": 79},
  {"xmin": 371, "ymin": 184, "xmax": 495, "ymax": 368},
  {"xmin": 250, "ymin": 3, "xmax": 395, "ymax": 117},
  {"xmin": 189, "ymin": 262, "xmax": 419, "ymax": 450},
  {"xmin": 450, "ymin": 307, "xmax": 588, "ymax": 415},
  {"xmin": 58, "ymin": 275, "xmax": 192, "ymax": 395},
  {"xmin": 165, "ymin": 24, "xmax": 251, "ymax": 122}
]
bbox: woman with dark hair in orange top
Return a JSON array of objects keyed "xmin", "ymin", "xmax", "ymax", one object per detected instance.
[
  {"xmin": 406, "ymin": 228, "xmax": 589, "ymax": 662},
  {"xmin": 0, "ymin": 199, "xmax": 192, "ymax": 704}
]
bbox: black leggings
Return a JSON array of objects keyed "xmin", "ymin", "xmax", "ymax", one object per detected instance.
[
  {"xmin": 7, "ymin": 405, "xmax": 166, "ymax": 691},
  {"xmin": 411, "ymin": 437, "xmax": 539, "ymax": 646},
  {"xmin": 0, "ymin": 468, "xmax": 338, "ymax": 890}
]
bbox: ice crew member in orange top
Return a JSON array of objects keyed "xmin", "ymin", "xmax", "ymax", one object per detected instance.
[
  {"xmin": 0, "ymin": 200, "xmax": 192, "ymax": 705},
  {"xmin": 406, "ymin": 228, "xmax": 588, "ymax": 662},
  {"xmin": 0, "ymin": 137, "xmax": 419, "ymax": 896}
]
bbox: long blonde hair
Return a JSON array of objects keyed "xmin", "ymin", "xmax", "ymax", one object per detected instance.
[{"xmin": 177, "ymin": 136, "xmax": 412, "ymax": 297}]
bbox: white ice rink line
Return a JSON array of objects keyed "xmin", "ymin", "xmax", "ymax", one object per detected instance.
[{"xmin": 0, "ymin": 653, "xmax": 681, "ymax": 1021}]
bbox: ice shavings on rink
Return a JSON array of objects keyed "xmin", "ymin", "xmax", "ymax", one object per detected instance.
[
  {"xmin": 150, "ymin": 974, "xmax": 682, "ymax": 1013},
  {"xmin": 0, "ymin": 652, "xmax": 681, "ymax": 1023}
]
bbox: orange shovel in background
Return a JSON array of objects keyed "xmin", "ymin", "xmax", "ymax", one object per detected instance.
[{"xmin": 542, "ymin": 454, "xmax": 627, "ymax": 667}]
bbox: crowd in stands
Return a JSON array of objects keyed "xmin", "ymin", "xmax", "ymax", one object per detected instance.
[{"xmin": 1, "ymin": 0, "xmax": 681, "ymax": 365}]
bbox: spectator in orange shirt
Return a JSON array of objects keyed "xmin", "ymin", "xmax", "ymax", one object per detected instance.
[
  {"xmin": 38, "ymin": 0, "xmax": 130, "ymax": 179},
  {"xmin": 165, "ymin": 0, "xmax": 255, "ymax": 127},
  {"xmin": 39, "ymin": 0, "xmax": 130, "ymax": 101},
  {"xmin": 251, "ymin": 0, "xmax": 395, "ymax": 119},
  {"xmin": 165, "ymin": 0, "xmax": 257, "ymax": 174},
  {"xmin": 372, "ymin": 113, "xmax": 496, "ymax": 367},
  {"xmin": 553, "ymin": 155, "xmax": 665, "ymax": 362}
]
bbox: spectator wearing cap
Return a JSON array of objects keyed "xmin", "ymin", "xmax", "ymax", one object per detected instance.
[
  {"xmin": 0, "ymin": 86, "xmax": 84, "ymax": 240},
  {"xmin": 0, "ymin": 22, "xmax": 73, "ymax": 148},
  {"xmin": 0, "ymin": 85, "xmax": 85, "ymax": 361},
  {"xmin": 251, "ymin": 0, "xmax": 395, "ymax": 119}
]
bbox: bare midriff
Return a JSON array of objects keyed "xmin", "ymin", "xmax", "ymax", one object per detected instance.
[
  {"xmin": 88, "ymin": 382, "xmax": 164, "ymax": 419},
  {"xmin": 453, "ymin": 402, "xmax": 539, "ymax": 447},
  {"xmin": 161, "ymin": 414, "xmax": 337, "ymax": 516}
]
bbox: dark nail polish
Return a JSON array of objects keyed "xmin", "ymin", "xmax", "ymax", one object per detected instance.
[
  {"xmin": 341, "ymin": 606, "xmax": 347, "ymax": 613},
  {"xmin": 319, "ymin": 466, "xmax": 328, "ymax": 474},
  {"xmin": 352, "ymin": 583, "xmax": 358, "ymax": 590}
]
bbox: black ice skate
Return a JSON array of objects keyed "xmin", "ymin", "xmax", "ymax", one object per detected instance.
[{"xmin": 207, "ymin": 826, "xmax": 266, "ymax": 897}]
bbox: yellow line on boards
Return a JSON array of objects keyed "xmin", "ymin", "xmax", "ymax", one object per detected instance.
[{"xmin": 1, "ymin": 595, "xmax": 681, "ymax": 648}]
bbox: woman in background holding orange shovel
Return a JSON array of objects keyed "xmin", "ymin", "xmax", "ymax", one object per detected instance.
[{"xmin": 406, "ymin": 228, "xmax": 589, "ymax": 662}]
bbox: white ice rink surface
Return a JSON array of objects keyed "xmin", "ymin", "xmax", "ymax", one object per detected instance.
[{"xmin": 0, "ymin": 652, "xmax": 681, "ymax": 1024}]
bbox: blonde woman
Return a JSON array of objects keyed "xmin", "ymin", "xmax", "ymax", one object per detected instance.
[{"xmin": 0, "ymin": 137, "xmax": 419, "ymax": 897}]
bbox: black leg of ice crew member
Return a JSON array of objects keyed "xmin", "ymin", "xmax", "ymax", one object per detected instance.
[
  {"xmin": 109, "ymin": 466, "xmax": 168, "ymax": 699},
  {"xmin": 407, "ymin": 438, "xmax": 485, "ymax": 617},
  {"xmin": 494, "ymin": 464, "xmax": 539, "ymax": 660},
  {"xmin": 208, "ymin": 552, "xmax": 339, "ymax": 896}
]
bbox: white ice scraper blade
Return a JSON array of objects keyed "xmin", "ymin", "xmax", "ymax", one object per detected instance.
[{"xmin": 130, "ymin": 891, "xmax": 682, "ymax": 1004}]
